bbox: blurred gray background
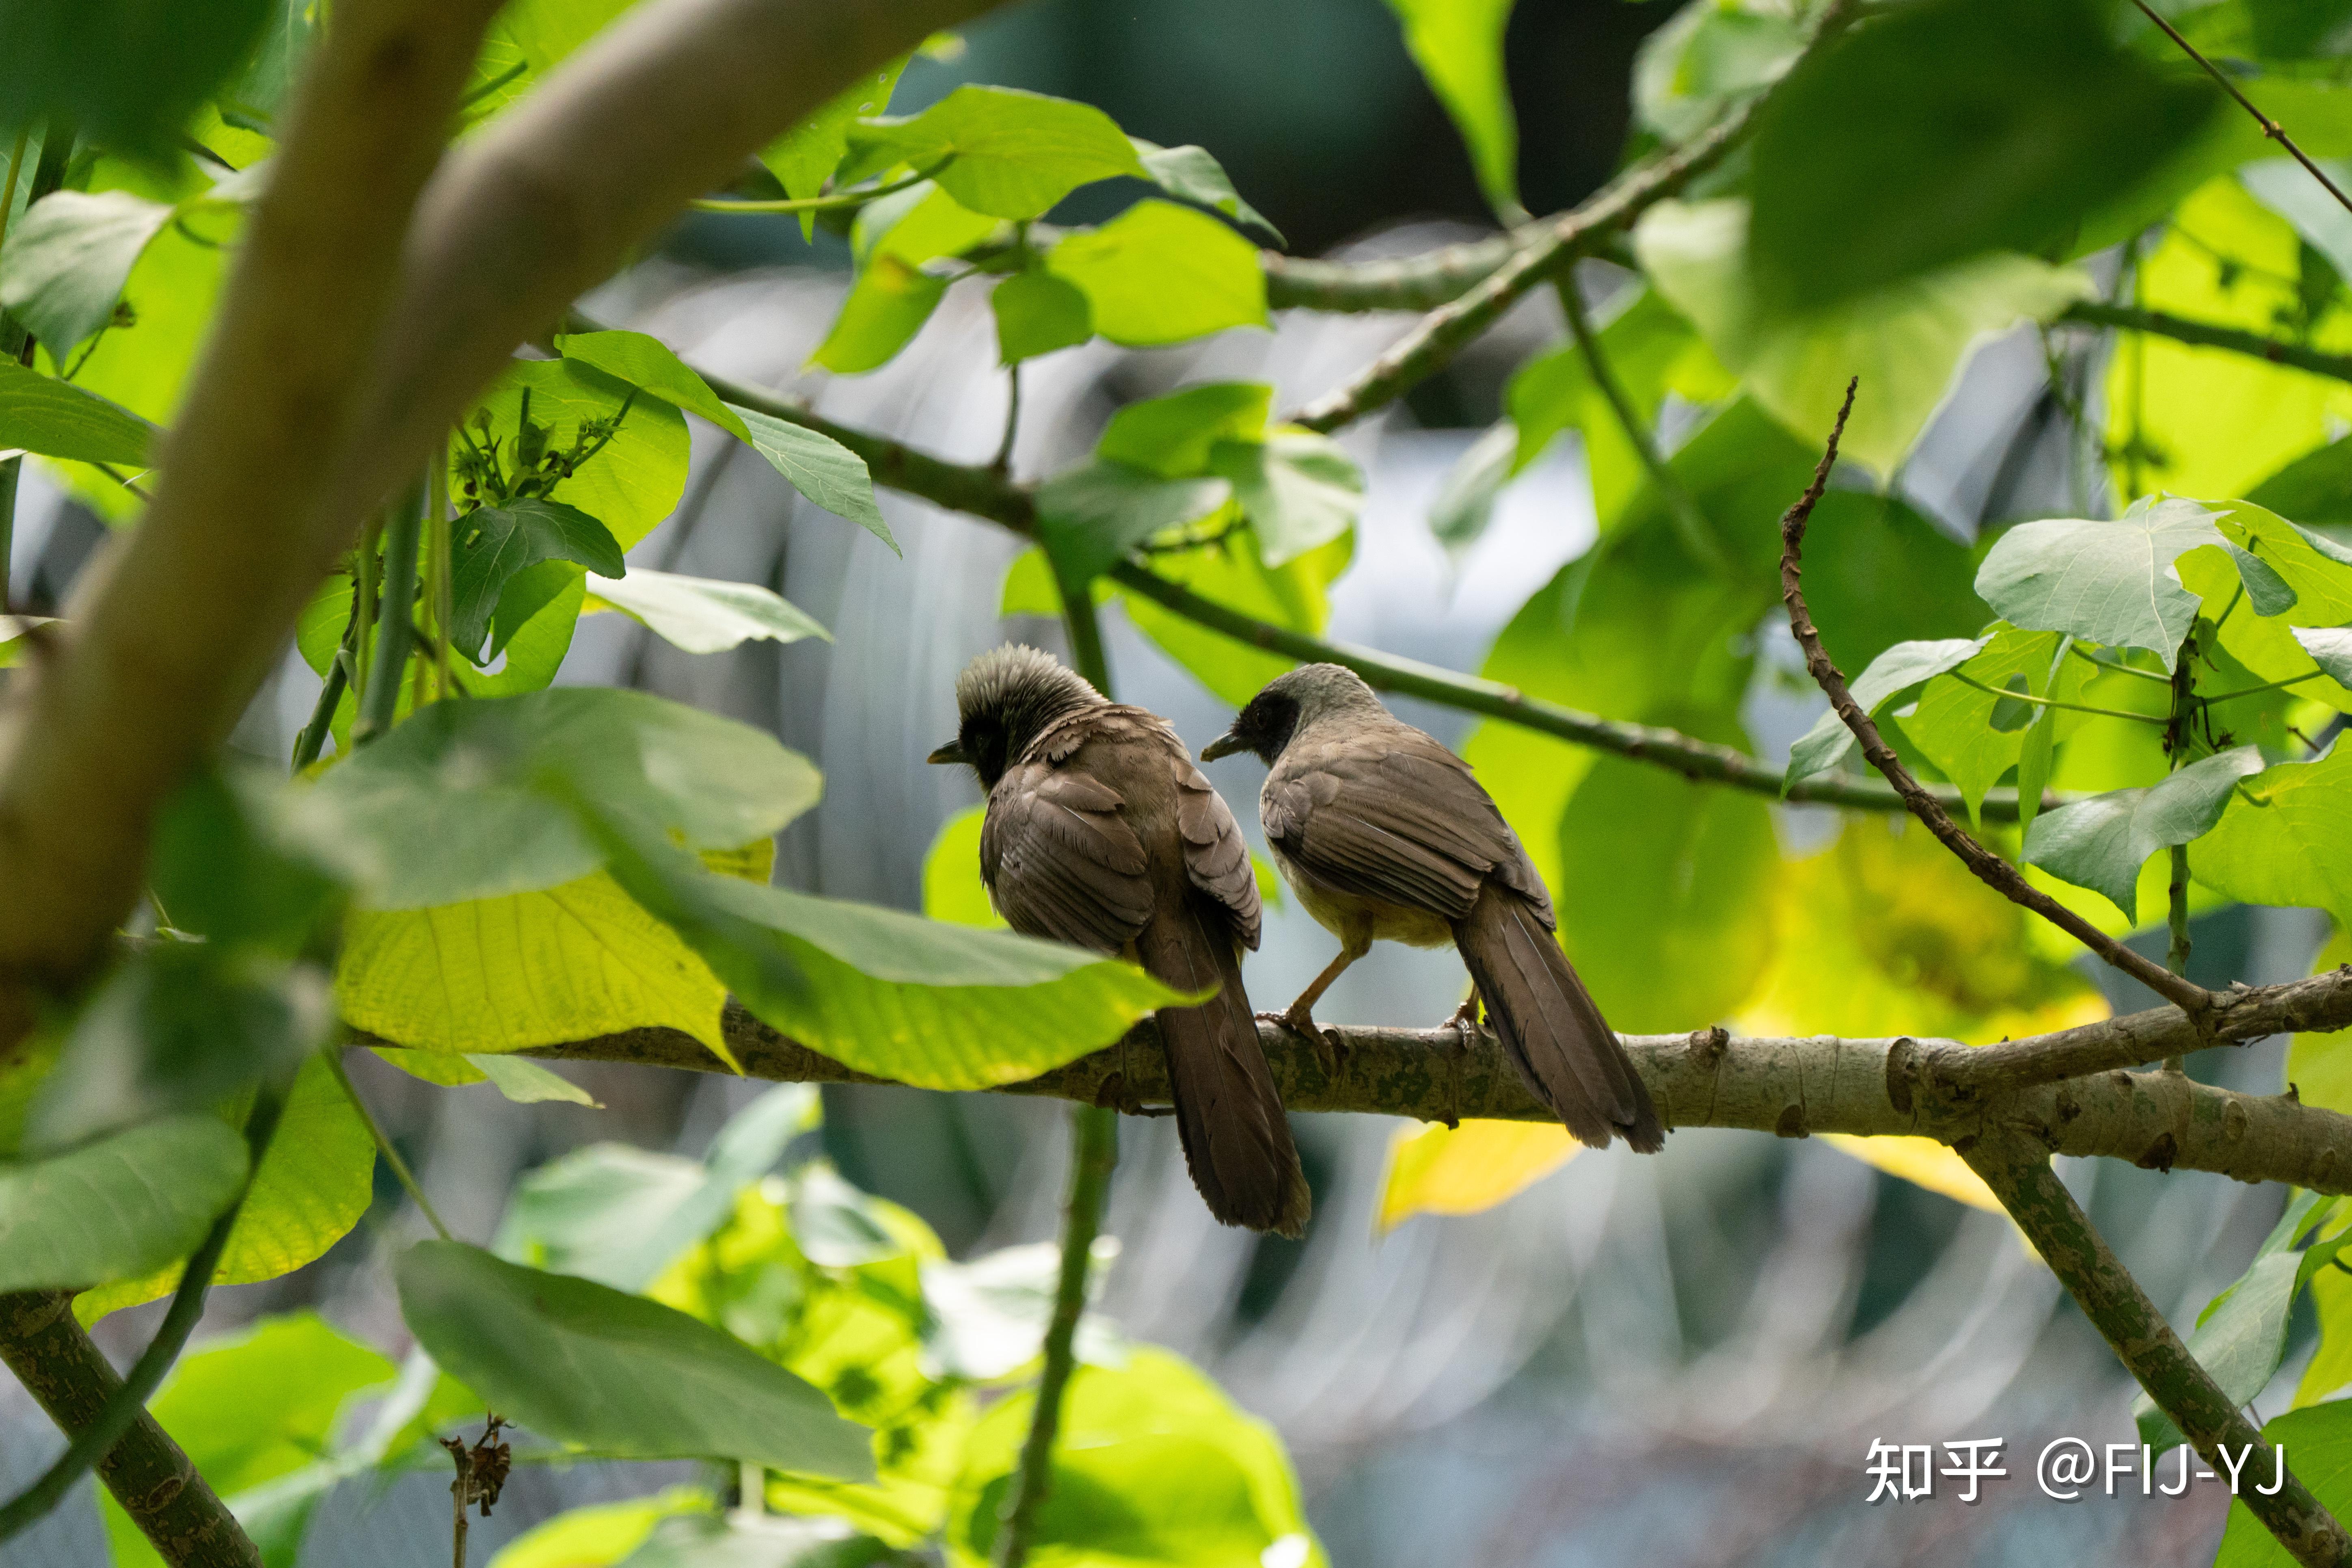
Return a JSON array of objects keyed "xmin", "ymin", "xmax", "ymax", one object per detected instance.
[{"xmin": 1, "ymin": 1, "xmax": 2320, "ymax": 1563}]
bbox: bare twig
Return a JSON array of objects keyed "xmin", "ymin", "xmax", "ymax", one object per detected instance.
[
  {"xmin": 1963, "ymin": 1134, "xmax": 2350, "ymax": 1567},
  {"xmin": 1776, "ymin": 378, "xmax": 2212, "ymax": 1015},
  {"xmin": 2132, "ymin": 0, "xmax": 2352, "ymax": 219}
]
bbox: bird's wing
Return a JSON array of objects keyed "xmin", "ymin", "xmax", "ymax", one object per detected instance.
[
  {"xmin": 981, "ymin": 752, "xmax": 1155, "ymax": 954},
  {"xmin": 1175, "ymin": 757, "xmax": 1262, "ymax": 951},
  {"xmin": 1265, "ymin": 724, "xmax": 1553, "ymax": 924}
]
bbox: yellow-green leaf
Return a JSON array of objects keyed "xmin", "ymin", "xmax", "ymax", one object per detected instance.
[{"xmin": 1376, "ymin": 1119, "xmax": 1577, "ymax": 1232}]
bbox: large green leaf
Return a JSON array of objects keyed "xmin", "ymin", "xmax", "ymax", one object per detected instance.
[
  {"xmin": 1747, "ymin": 0, "xmax": 2214, "ymax": 313},
  {"xmin": 945, "ymin": 1348, "xmax": 1322, "ymax": 1568},
  {"xmin": 1974, "ymin": 498, "xmax": 2226, "ymax": 669},
  {"xmin": 1380, "ymin": 0, "xmax": 1518, "ymax": 217},
  {"xmin": 76, "ymin": 1056, "xmax": 374, "ymax": 1322},
  {"xmin": 0, "ymin": 357, "xmax": 156, "ymax": 464},
  {"xmin": 396, "ymin": 1240, "xmax": 875, "ymax": 1478},
  {"xmin": 843, "ymin": 85, "xmax": 1143, "ymax": 220},
  {"xmin": 991, "ymin": 268, "xmax": 1093, "ymax": 365},
  {"xmin": 557, "ymin": 329, "xmax": 752, "ymax": 440},
  {"xmin": 101, "ymin": 1313, "xmax": 396, "ymax": 1568},
  {"xmin": 1635, "ymin": 198, "xmax": 2090, "ymax": 475},
  {"xmin": 1131, "ymin": 140, "xmax": 1280, "ymax": 245},
  {"xmin": 0, "ymin": 0, "xmax": 273, "ymax": 158},
  {"xmin": 1783, "ymin": 636, "xmax": 1987, "ymax": 790},
  {"xmin": 2022, "ymin": 746, "xmax": 2266, "ymax": 922},
  {"xmin": 729, "ymin": 404, "xmax": 893, "ymax": 549},
  {"xmin": 149, "ymin": 767, "xmax": 353, "ymax": 956},
  {"xmin": 587, "ymin": 568, "xmax": 831, "ymax": 654},
  {"xmin": 1632, "ymin": 0, "xmax": 1806, "ymax": 141},
  {"xmin": 485, "ymin": 1492, "xmax": 712, "ymax": 1568},
  {"xmin": 621, "ymin": 1512, "xmax": 895, "ymax": 1568},
  {"xmin": 600, "ymin": 829, "xmax": 1186, "ymax": 1091},
  {"xmin": 1209, "ymin": 432, "xmax": 1362, "ymax": 568},
  {"xmin": 1046, "ymin": 201, "xmax": 1270, "ymax": 348},
  {"xmin": 2213, "ymin": 1402, "xmax": 2352, "ymax": 1567},
  {"xmin": 813, "ymin": 254, "xmax": 950, "ymax": 375},
  {"xmin": 310, "ymin": 687, "xmax": 819, "ymax": 909},
  {"xmin": 0, "ymin": 1114, "xmax": 246, "ymax": 1292},
  {"xmin": 459, "ymin": 358, "xmax": 689, "ymax": 550},
  {"xmin": 1035, "ymin": 460, "xmax": 1229, "ymax": 585},
  {"xmin": 450, "ymin": 498, "xmax": 625, "ymax": 658},
  {"xmin": 761, "ymin": 57, "xmax": 908, "ymax": 237},
  {"xmin": 2197, "ymin": 741, "xmax": 2352, "ymax": 925},
  {"xmin": 1099, "ymin": 383, "xmax": 1269, "ymax": 477},
  {"xmin": 0, "ymin": 188, "xmax": 175, "ymax": 356}
]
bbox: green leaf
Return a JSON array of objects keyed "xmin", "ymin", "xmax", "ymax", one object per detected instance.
[
  {"xmin": 1747, "ymin": 0, "xmax": 2216, "ymax": 314},
  {"xmin": 1098, "ymin": 383, "xmax": 1269, "ymax": 478},
  {"xmin": 556, "ymin": 329, "xmax": 752, "ymax": 441},
  {"xmin": 1898, "ymin": 628, "xmax": 2112, "ymax": 827},
  {"xmin": 150, "ymin": 766, "xmax": 352, "ymax": 955},
  {"xmin": 2213, "ymin": 1402, "xmax": 2352, "ymax": 1567},
  {"xmin": 0, "ymin": 357, "xmax": 156, "ymax": 464},
  {"xmin": 1046, "ymin": 200, "xmax": 1270, "ymax": 347},
  {"xmin": 1635, "ymin": 198, "xmax": 2090, "ymax": 475},
  {"xmin": 0, "ymin": 189, "xmax": 175, "ymax": 356},
  {"xmin": 496, "ymin": 1084, "xmax": 816, "ymax": 1291},
  {"xmin": 0, "ymin": 614, "xmax": 55, "ymax": 668},
  {"xmin": 728, "ymin": 404, "xmax": 894, "ymax": 550},
  {"xmin": 1035, "ymin": 460, "xmax": 1228, "ymax": 585},
  {"xmin": 1632, "ymin": 1, "xmax": 1806, "ymax": 142},
  {"xmin": 2249, "ymin": 434, "xmax": 2352, "ymax": 529},
  {"xmin": 0, "ymin": 1114, "xmax": 246, "ymax": 1293},
  {"xmin": 1429, "ymin": 422, "xmax": 1515, "ymax": 561},
  {"xmin": 946, "ymin": 1347, "xmax": 1322, "ymax": 1568},
  {"xmin": 335, "ymin": 873, "xmax": 732, "ymax": 1063},
  {"xmin": 2196, "ymin": 740, "xmax": 2352, "ymax": 925},
  {"xmin": 1380, "ymin": 0, "xmax": 1519, "ymax": 218},
  {"xmin": 0, "ymin": 2, "xmax": 274, "ymax": 159},
  {"xmin": 2230, "ymin": 541, "xmax": 2299, "ymax": 616},
  {"xmin": 922, "ymin": 805, "xmax": 1004, "ymax": 929},
  {"xmin": 991, "ymin": 269, "xmax": 1092, "ymax": 365},
  {"xmin": 2298, "ymin": 628, "xmax": 2352, "ymax": 691},
  {"xmin": 101, "ymin": 1312, "xmax": 396, "ymax": 1568},
  {"xmin": 760, "ymin": 57, "xmax": 909, "ymax": 238},
  {"xmin": 1209, "ymin": 432, "xmax": 1363, "ymax": 568},
  {"xmin": 451, "ymin": 497, "xmax": 624, "ymax": 659},
  {"xmin": 622, "ymin": 1512, "xmax": 896, "ymax": 1568},
  {"xmin": 1131, "ymin": 140, "xmax": 1281, "ymax": 246},
  {"xmin": 2137, "ymin": 1229, "xmax": 2343, "ymax": 1454},
  {"xmin": 30, "ymin": 946, "xmax": 330, "ymax": 1150},
  {"xmin": 485, "ymin": 1492, "xmax": 711, "ymax": 1568},
  {"xmin": 396, "ymin": 1240, "xmax": 876, "ymax": 1478},
  {"xmin": 1974, "ymin": 498, "xmax": 2227, "ymax": 670},
  {"xmin": 852, "ymin": 181, "xmax": 1002, "ymax": 270},
  {"xmin": 844, "ymin": 85, "xmax": 1143, "ymax": 220},
  {"xmin": 812, "ymin": 254, "xmax": 948, "ymax": 375},
  {"xmin": 598, "ymin": 827, "xmax": 1187, "ymax": 1091},
  {"xmin": 76, "ymin": 1056, "xmax": 374, "ymax": 1323},
  {"xmin": 921, "ymin": 1237, "xmax": 1122, "ymax": 1381},
  {"xmin": 461, "ymin": 358, "xmax": 690, "ymax": 550},
  {"xmin": 587, "ymin": 568, "xmax": 832, "ymax": 655},
  {"xmin": 1784, "ymin": 637, "xmax": 1988, "ymax": 791},
  {"xmin": 470, "ymin": 1053, "xmax": 601, "ymax": 1106},
  {"xmin": 2023, "ymin": 746, "xmax": 2267, "ymax": 922},
  {"xmin": 310, "ymin": 686, "xmax": 819, "ymax": 909}
]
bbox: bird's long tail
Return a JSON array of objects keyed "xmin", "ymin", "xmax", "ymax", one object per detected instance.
[
  {"xmin": 1451, "ymin": 881, "xmax": 1663, "ymax": 1151},
  {"xmin": 1136, "ymin": 897, "xmax": 1312, "ymax": 1238}
]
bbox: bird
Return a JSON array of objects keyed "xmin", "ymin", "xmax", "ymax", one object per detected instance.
[
  {"xmin": 928, "ymin": 645, "xmax": 1312, "ymax": 1236},
  {"xmin": 1201, "ymin": 663, "xmax": 1663, "ymax": 1153}
]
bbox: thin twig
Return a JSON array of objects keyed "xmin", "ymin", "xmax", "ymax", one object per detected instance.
[
  {"xmin": 689, "ymin": 160, "xmax": 946, "ymax": 214},
  {"xmin": 0, "ymin": 1080, "xmax": 288, "ymax": 1544},
  {"xmin": 1777, "ymin": 377, "xmax": 2212, "ymax": 1015},
  {"xmin": 1963, "ymin": 1134, "xmax": 2349, "ymax": 1566},
  {"xmin": 326, "ymin": 1046, "xmax": 454, "ymax": 1241},
  {"xmin": 2065, "ymin": 300, "xmax": 2352, "ymax": 385},
  {"xmin": 2133, "ymin": 0, "xmax": 2352, "ymax": 218},
  {"xmin": 1949, "ymin": 669, "xmax": 2161, "ymax": 724}
]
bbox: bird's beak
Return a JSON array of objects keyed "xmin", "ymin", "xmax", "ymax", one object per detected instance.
[
  {"xmin": 1200, "ymin": 730, "xmax": 1245, "ymax": 763},
  {"xmin": 926, "ymin": 741, "xmax": 966, "ymax": 766}
]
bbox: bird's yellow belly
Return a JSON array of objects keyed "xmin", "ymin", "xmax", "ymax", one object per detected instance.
[{"xmin": 1274, "ymin": 847, "xmax": 1456, "ymax": 949}]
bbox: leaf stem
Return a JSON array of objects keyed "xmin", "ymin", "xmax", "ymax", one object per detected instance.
[
  {"xmin": 2067, "ymin": 643, "xmax": 2172, "ymax": 685},
  {"xmin": 0, "ymin": 1078, "xmax": 288, "ymax": 1544},
  {"xmin": 2199, "ymin": 670, "xmax": 2327, "ymax": 704},
  {"xmin": 689, "ymin": 162, "xmax": 946, "ymax": 215},
  {"xmin": 993, "ymin": 1103, "xmax": 1116, "ymax": 1568},
  {"xmin": 1948, "ymin": 669, "xmax": 2162, "ymax": 723},
  {"xmin": 355, "ymin": 484, "xmax": 425, "ymax": 745},
  {"xmin": 326, "ymin": 1045, "xmax": 454, "ymax": 1242}
]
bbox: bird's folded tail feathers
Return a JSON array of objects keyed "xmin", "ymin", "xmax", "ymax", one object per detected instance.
[
  {"xmin": 1138, "ymin": 898, "xmax": 1313, "ymax": 1237},
  {"xmin": 1452, "ymin": 882, "xmax": 1664, "ymax": 1153}
]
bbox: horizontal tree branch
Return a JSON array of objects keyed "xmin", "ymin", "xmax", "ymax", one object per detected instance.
[
  {"xmin": 520, "ymin": 985, "xmax": 2352, "ymax": 1195},
  {"xmin": 2062, "ymin": 300, "xmax": 2352, "ymax": 385}
]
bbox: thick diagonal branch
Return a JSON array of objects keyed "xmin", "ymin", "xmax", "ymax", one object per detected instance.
[
  {"xmin": 1776, "ymin": 380, "xmax": 2209, "ymax": 1014},
  {"xmin": 1963, "ymin": 1134, "xmax": 2350, "ymax": 1566}
]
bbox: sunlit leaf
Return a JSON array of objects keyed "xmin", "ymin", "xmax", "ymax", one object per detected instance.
[
  {"xmin": 2022, "ymin": 746, "xmax": 2266, "ymax": 922},
  {"xmin": 1376, "ymin": 1119, "xmax": 1576, "ymax": 1231},
  {"xmin": 844, "ymin": 85, "xmax": 1143, "ymax": 220},
  {"xmin": 1047, "ymin": 200, "xmax": 1270, "ymax": 347},
  {"xmin": 0, "ymin": 188, "xmax": 175, "ymax": 356},
  {"xmin": 991, "ymin": 269, "xmax": 1092, "ymax": 364},
  {"xmin": 1818, "ymin": 1136, "xmax": 2000, "ymax": 1214},
  {"xmin": 1131, "ymin": 140, "xmax": 1281, "ymax": 245},
  {"xmin": 0, "ymin": 358, "xmax": 155, "ymax": 464},
  {"xmin": 1974, "ymin": 497, "xmax": 2225, "ymax": 669},
  {"xmin": 1380, "ymin": 0, "xmax": 1519, "ymax": 217},
  {"xmin": 730, "ymin": 404, "xmax": 893, "ymax": 549},
  {"xmin": 587, "ymin": 567, "xmax": 832, "ymax": 654}
]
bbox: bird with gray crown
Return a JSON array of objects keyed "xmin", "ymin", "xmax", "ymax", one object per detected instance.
[
  {"xmin": 929, "ymin": 645, "xmax": 1312, "ymax": 1236},
  {"xmin": 1203, "ymin": 662, "xmax": 1663, "ymax": 1152}
]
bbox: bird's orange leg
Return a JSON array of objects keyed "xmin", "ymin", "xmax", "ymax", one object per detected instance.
[{"xmin": 1261, "ymin": 937, "xmax": 1369, "ymax": 1076}]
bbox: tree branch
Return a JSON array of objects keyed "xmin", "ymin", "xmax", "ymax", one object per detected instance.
[
  {"xmin": 518, "ymin": 978, "xmax": 2352, "ymax": 1195},
  {"xmin": 1777, "ymin": 379, "xmax": 2212, "ymax": 1015},
  {"xmin": 2062, "ymin": 300, "xmax": 2352, "ymax": 385},
  {"xmin": 2132, "ymin": 0, "xmax": 2352, "ymax": 222},
  {"xmin": 1963, "ymin": 1134, "xmax": 2350, "ymax": 1566}
]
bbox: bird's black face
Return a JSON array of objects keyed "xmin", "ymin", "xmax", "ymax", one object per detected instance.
[
  {"xmin": 1201, "ymin": 688, "xmax": 1301, "ymax": 765},
  {"xmin": 927, "ymin": 714, "xmax": 1014, "ymax": 790}
]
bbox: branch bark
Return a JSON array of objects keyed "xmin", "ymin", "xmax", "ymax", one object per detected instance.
[
  {"xmin": 1963, "ymin": 1134, "xmax": 2350, "ymax": 1566},
  {"xmin": 518, "ymin": 985, "xmax": 2352, "ymax": 1195}
]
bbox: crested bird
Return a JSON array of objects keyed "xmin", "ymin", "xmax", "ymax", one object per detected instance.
[
  {"xmin": 929, "ymin": 645, "xmax": 1312, "ymax": 1235},
  {"xmin": 1202, "ymin": 663, "xmax": 1663, "ymax": 1152}
]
